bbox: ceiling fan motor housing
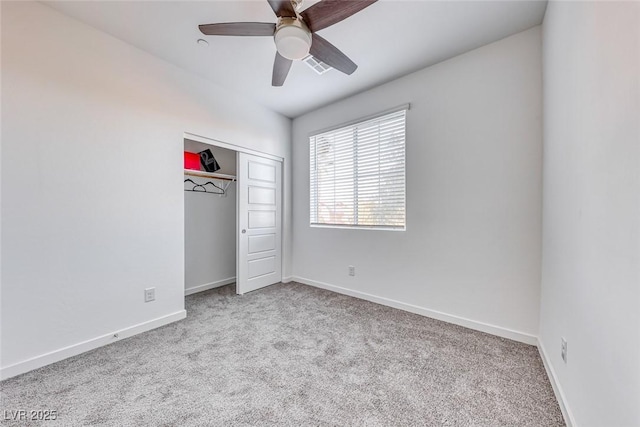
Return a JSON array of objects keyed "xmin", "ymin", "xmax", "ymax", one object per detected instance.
[{"xmin": 274, "ymin": 17, "xmax": 312, "ymax": 60}]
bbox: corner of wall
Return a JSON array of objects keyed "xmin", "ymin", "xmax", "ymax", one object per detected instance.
[{"xmin": 537, "ymin": 339, "xmax": 576, "ymax": 427}]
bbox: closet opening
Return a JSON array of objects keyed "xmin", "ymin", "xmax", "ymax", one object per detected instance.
[
  {"xmin": 183, "ymin": 133, "xmax": 284, "ymax": 297},
  {"xmin": 184, "ymin": 138, "xmax": 238, "ymax": 296}
]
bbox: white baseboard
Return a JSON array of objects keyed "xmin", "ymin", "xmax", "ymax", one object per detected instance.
[
  {"xmin": 0, "ymin": 310, "xmax": 186, "ymax": 381},
  {"xmin": 537, "ymin": 340, "xmax": 575, "ymax": 427},
  {"xmin": 185, "ymin": 277, "xmax": 235, "ymax": 296},
  {"xmin": 292, "ymin": 276, "xmax": 538, "ymax": 346},
  {"xmin": 281, "ymin": 276, "xmax": 293, "ymax": 283}
]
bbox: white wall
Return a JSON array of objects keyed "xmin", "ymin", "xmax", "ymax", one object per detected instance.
[
  {"xmin": 292, "ymin": 27, "xmax": 543, "ymax": 342},
  {"xmin": 0, "ymin": 1, "xmax": 291, "ymax": 378},
  {"xmin": 184, "ymin": 143, "xmax": 237, "ymax": 294},
  {"xmin": 540, "ymin": 2, "xmax": 640, "ymax": 426}
]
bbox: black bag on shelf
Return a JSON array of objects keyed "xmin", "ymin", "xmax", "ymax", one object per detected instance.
[{"xmin": 199, "ymin": 149, "xmax": 221, "ymax": 173}]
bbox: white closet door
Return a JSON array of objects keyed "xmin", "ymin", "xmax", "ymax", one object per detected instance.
[{"xmin": 236, "ymin": 153, "xmax": 282, "ymax": 294}]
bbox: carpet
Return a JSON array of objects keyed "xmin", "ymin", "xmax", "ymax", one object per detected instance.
[{"xmin": 0, "ymin": 282, "xmax": 563, "ymax": 426}]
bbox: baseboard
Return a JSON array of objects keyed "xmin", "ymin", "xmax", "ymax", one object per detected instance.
[
  {"xmin": 0, "ymin": 310, "xmax": 186, "ymax": 381},
  {"xmin": 281, "ymin": 276, "xmax": 293, "ymax": 283},
  {"xmin": 292, "ymin": 276, "xmax": 538, "ymax": 346},
  {"xmin": 537, "ymin": 340, "xmax": 576, "ymax": 427},
  {"xmin": 185, "ymin": 277, "xmax": 235, "ymax": 296}
]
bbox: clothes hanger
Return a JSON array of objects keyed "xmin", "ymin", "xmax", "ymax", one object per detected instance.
[{"xmin": 184, "ymin": 178, "xmax": 225, "ymax": 195}]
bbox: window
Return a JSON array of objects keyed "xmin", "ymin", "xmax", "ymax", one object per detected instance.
[{"xmin": 310, "ymin": 108, "xmax": 407, "ymax": 230}]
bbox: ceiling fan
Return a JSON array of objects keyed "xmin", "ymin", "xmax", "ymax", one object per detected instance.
[{"xmin": 199, "ymin": 0, "xmax": 377, "ymax": 86}]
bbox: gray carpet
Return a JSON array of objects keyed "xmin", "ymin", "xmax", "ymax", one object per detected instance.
[{"xmin": 1, "ymin": 282, "xmax": 563, "ymax": 426}]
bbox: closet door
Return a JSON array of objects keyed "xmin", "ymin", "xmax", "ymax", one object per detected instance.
[{"xmin": 237, "ymin": 153, "xmax": 282, "ymax": 294}]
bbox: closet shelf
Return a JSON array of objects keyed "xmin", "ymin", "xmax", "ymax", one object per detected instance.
[{"xmin": 184, "ymin": 169, "xmax": 236, "ymax": 181}]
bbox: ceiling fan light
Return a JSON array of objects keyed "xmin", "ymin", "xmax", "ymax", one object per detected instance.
[{"xmin": 274, "ymin": 25, "xmax": 312, "ymax": 60}]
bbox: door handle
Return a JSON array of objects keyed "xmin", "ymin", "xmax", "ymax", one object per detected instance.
[{"xmin": 241, "ymin": 229, "xmax": 246, "ymax": 234}]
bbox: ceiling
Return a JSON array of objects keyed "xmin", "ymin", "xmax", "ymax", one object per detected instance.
[{"xmin": 44, "ymin": 0, "xmax": 547, "ymax": 118}]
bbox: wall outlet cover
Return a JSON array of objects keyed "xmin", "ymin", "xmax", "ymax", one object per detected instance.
[{"xmin": 144, "ymin": 287, "xmax": 156, "ymax": 303}]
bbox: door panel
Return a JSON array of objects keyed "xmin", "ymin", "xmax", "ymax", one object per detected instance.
[
  {"xmin": 248, "ymin": 234, "xmax": 276, "ymax": 254},
  {"xmin": 248, "ymin": 161, "xmax": 276, "ymax": 182},
  {"xmin": 248, "ymin": 186, "xmax": 276, "ymax": 205},
  {"xmin": 248, "ymin": 256, "xmax": 276, "ymax": 278},
  {"xmin": 237, "ymin": 153, "xmax": 282, "ymax": 294},
  {"xmin": 248, "ymin": 211, "xmax": 276, "ymax": 228}
]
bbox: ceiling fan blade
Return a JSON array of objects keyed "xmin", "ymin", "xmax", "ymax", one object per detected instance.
[
  {"xmin": 302, "ymin": 0, "xmax": 377, "ymax": 33},
  {"xmin": 267, "ymin": 0, "xmax": 297, "ymax": 18},
  {"xmin": 309, "ymin": 34, "xmax": 357, "ymax": 75},
  {"xmin": 199, "ymin": 22, "xmax": 276, "ymax": 36},
  {"xmin": 272, "ymin": 52, "xmax": 293, "ymax": 86}
]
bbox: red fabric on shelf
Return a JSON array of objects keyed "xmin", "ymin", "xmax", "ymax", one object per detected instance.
[{"xmin": 184, "ymin": 152, "xmax": 200, "ymax": 170}]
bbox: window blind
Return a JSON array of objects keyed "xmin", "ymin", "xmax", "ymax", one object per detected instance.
[{"xmin": 310, "ymin": 109, "xmax": 406, "ymax": 230}]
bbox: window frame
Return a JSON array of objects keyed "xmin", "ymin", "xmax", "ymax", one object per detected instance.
[{"xmin": 309, "ymin": 104, "xmax": 409, "ymax": 231}]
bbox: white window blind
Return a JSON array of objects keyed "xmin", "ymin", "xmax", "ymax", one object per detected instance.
[{"xmin": 310, "ymin": 108, "xmax": 406, "ymax": 230}]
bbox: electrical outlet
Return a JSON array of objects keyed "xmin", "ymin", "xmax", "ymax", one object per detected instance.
[
  {"xmin": 144, "ymin": 287, "xmax": 155, "ymax": 303},
  {"xmin": 348, "ymin": 266, "xmax": 355, "ymax": 276},
  {"xmin": 561, "ymin": 337, "xmax": 567, "ymax": 363}
]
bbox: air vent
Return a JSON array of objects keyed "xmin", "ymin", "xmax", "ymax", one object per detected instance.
[{"xmin": 303, "ymin": 55, "xmax": 332, "ymax": 75}]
